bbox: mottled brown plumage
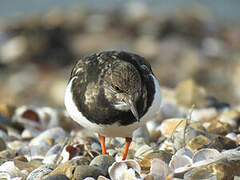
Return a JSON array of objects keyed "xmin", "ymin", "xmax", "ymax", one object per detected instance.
[{"xmin": 65, "ymin": 51, "xmax": 161, "ymax": 160}]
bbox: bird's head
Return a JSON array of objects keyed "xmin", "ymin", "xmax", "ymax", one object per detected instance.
[{"xmin": 103, "ymin": 61, "xmax": 142, "ymax": 121}]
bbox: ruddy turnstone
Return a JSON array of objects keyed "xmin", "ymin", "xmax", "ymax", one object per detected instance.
[{"xmin": 64, "ymin": 51, "xmax": 161, "ymax": 160}]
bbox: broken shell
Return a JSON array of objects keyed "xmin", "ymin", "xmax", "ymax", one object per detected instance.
[
  {"xmin": 159, "ymin": 118, "xmax": 186, "ymax": 138},
  {"xmin": 0, "ymin": 161, "xmax": 23, "ymax": 177},
  {"xmin": 26, "ymin": 165, "xmax": 54, "ymax": 180},
  {"xmin": 150, "ymin": 158, "xmax": 173, "ymax": 180},
  {"xmin": 21, "ymin": 128, "xmax": 40, "ymax": 139},
  {"xmin": 43, "ymin": 144, "xmax": 62, "ymax": 164},
  {"xmin": 29, "ymin": 127, "xmax": 65, "ymax": 146},
  {"xmin": 139, "ymin": 150, "xmax": 172, "ymax": 174},
  {"xmin": 135, "ymin": 144, "xmax": 153, "ymax": 160},
  {"xmin": 0, "ymin": 172, "xmax": 11, "ymax": 180},
  {"xmin": 12, "ymin": 106, "xmax": 42, "ymax": 130},
  {"xmin": 97, "ymin": 175, "xmax": 110, "ymax": 180},
  {"xmin": 192, "ymin": 148, "xmax": 220, "ymax": 163},
  {"xmin": 175, "ymin": 148, "xmax": 193, "ymax": 159},
  {"xmin": 109, "ymin": 159, "xmax": 141, "ymax": 180},
  {"xmin": 169, "ymin": 154, "xmax": 192, "ymax": 170}
]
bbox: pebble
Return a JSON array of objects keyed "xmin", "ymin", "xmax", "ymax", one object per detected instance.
[
  {"xmin": 73, "ymin": 165, "xmax": 104, "ymax": 180},
  {"xmin": 89, "ymin": 155, "xmax": 115, "ymax": 176},
  {"xmin": 44, "ymin": 174, "xmax": 70, "ymax": 180},
  {"xmin": 0, "ymin": 137, "xmax": 7, "ymax": 151}
]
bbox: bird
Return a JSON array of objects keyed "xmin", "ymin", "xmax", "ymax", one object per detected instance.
[{"xmin": 64, "ymin": 51, "xmax": 161, "ymax": 160}]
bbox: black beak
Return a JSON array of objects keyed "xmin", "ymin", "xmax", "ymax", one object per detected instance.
[{"xmin": 126, "ymin": 99, "xmax": 139, "ymax": 121}]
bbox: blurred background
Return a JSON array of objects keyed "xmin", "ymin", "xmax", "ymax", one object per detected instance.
[{"xmin": 0, "ymin": 0, "xmax": 240, "ymax": 107}]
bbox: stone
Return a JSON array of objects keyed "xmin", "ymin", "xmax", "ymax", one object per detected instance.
[
  {"xmin": 89, "ymin": 154, "xmax": 115, "ymax": 176},
  {"xmin": 0, "ymin": 137, "xmax": 7, "ymax": 151},
  {"xmin": 44, "ymin": 174, "xmax": 70, "ymax": 180},
  {"xmin": 73, "ymin": 165, "xmax": 104, "ymax": 180}
]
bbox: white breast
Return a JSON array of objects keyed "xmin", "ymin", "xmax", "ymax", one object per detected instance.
[{"xmin": 64, "ymin": 74, "xmax": 161, "ymax": 138}]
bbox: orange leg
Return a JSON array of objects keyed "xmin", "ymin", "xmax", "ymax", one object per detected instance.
[
  {"xmin": 122, "ymin": 137, "xmax": 132, "ymax": 160},
  {"xmin": 98, "ymin": 134, "xmax": 107, "ymax": 154}
]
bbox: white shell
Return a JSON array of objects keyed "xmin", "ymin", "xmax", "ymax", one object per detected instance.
[
  {"xmin": 0, "ymin": 161, "xmax": 23, "ymax": 177},
  {"xmin": 0, "ymin": 172, "xmax": 11, "ymax": 180},
  {"xmin": 21, "ymin": 128, "xmax": 40, "ymax": 139},
  {"xmin": 192, "ymin": 148, "xmax": 220, "ymax": 163},
  {"xmin": 97, "ymin": 176, "xmax": 110, "ymax": 180},
  {"xmin": 108, "ymin": 159, "xmax": 141, "ymax": 180},
  {"xmin": 29, "ymin": 127, "xmax": 65, "ymax": 146},
  {"xmin": 169, "ymin": 154, "xmax": 192, "ymax": 170},
  {"xmin": 135, "ymin": 144, "xmax": 153, "ymax": 159},
  {"xmin": 83, "ymin": 178, "xmax": 96, "ymax": 180},
  {"xmin": 150, "ymin": 158, "xmax": 173, "ymax": 180},
  {"xmin": 43, "ymin": 144, "xmax": 62, "ymax": 164},
  {"xmin": 175, "ymin": 148, "xmax": 193, "ymax": 159}
]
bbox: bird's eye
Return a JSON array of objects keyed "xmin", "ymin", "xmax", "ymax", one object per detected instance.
[{"xmin": 113, "ymin": 85, "xmax": 122, "ymax": 92}]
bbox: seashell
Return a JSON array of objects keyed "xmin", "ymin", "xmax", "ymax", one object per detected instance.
[
  {"xmin": 159, "ymin": 118, "xmax": 186, "ymax": 138},
  {"xmin": 21, "ymin": 128, "xmax": 40, "ymax": 139},
  {"xmin": 169, "ymin": 154, "xmax": 192, "ymax": 170},
  {"xmin": 0, "ymin": 172, "xmax": 11, "ymax": 180},
  {"xmin": 7, "ymin": 140, "xmax": 27, "ymax": 151},
  {"xmin": 12, "ymin": 106, "xmax": 42, "ymax": 130},
  {"xmin": 97, "ymin": 175, "xmax": 110, "ymax": 180},
  {"xmin": 0, "ymin": 129, "xmax": 8, "ymax": 141},
  {"xmin": 89, "ymin": 154, "xmax": 115, "ymax": 176},
  {"xmin": 184, "ymin": 167, "xmax": 218, "ymax": 180},
  {"xmin": 108, "ymin": 159, "xmax": 141, "ymax": 180},
  {"xmin": 40, "ymin": 107, "xmax": 59, "ymax": 129},
  {"xmin": 49, "ymin": 161, "xmax": 76, "ymax": 179},
  {"xmin": 138, "ymin": 150, "xmax": 172, "ymax": 174},
  {"xmin": 175, "ymin": 148, "xmax": 193, "ymax": 159},
  {"xmin": 26, "ymin": 165, "xmax": 54, "ymax": 180},
  {"xmin": 0, "ymin": 149, "xmax": 16, "ymax": 159},
  {"xmin": 43, "ymin": 144, "xmax": 62, "ymax": 164},
  {"xmin": 13, "ymin": 106, "xmax": 60, "ymax": 131},
  {"xmin": 192, "ymin": 148, "xmax": 220, "ymax": 164},
  {"xmin": 135, "ymin": 144, "xmax": 153, "ymax": 160},
  {"xmin": 226, "ymin": 132, "xmax": 237, "ymax": 141},
  {"xmin": 209, "ymin": 135, "xmax": 237, "ymax": 151},
  {"xmin": 29, "ymin": 127, "xmax": 65, "ymax": 146},
  {"xmin": 159, "ymin": 139, "xmax": 175, "ymax": 154},
  {"xmin": 61, "ymin": 144, "xmax": 84, "ymax": 163},
  {"xmin": 18, "ymin": 143, "xmax": 51, "ymax": 161},
  {"xmin": 83, "ymin": 177, "xmax": 97, "ymax": 180},
  {"xmin": 150, "ymin": 158, "xmax": 173, "ymax": 180},
  {"xmin": 14, "ymin": 158, "xmax": 42, "ymax": 174},
  {"xmin": 187, "ymin": 135, "xmax": 212, "ymax": 151},
  {"xmin": 0, "ymin": 161, "xmax": 23, "ymax": 177}
]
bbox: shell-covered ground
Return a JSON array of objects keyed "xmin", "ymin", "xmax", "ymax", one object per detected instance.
[{"xmin": 0, "ymin": 3, "xmax": 240, "ymax": 180}]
